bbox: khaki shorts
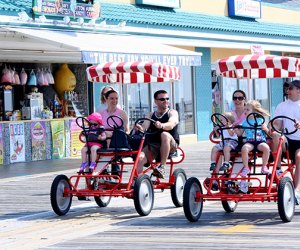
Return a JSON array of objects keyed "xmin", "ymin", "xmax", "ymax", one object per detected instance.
[{"xmin": 143, "ymin": 136, "xmax": 177, "ymax": 163}]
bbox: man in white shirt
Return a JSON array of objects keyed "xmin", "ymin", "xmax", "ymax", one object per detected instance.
[{"xmin": 273, "ymin": 80, "xmax": 300, "ymax": 204}]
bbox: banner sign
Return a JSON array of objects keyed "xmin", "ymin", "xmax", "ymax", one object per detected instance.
[
  {"xmin": 82, "ymin": 52, "xmax": 202, "ymax": 66},
  {"xmin": 51, "ymin": 120, "xmax": 65, "ymax": 159},
  {"xmin": 9, "ymin": 122, "xmax": 26, "ymax": 163},
  {"xmin": 136, "ymin": 0, "xmax": 180, "ymax": 8},
  {"xmin": 70, "ymin": 119, "xmax": 83, "ymax": 157},
  {"xmin": 33, "ymin": 0, "xmax": 101, "ymax": 19},
  {"xmin": 0, "ymin": 124, "xmax": 3, "ymax": 164},
  {"xmin": 31, "ymin": 121, "xmax": 47, "ymax": 161},
  {"xmin": 228, "ymin": 0, "xmax": 261, "ymax": 19}
]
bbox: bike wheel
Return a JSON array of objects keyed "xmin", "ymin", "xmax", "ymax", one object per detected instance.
[
  {"xmin": 170, "ymin": 168, "xmax": 187, "ymax": 207},
  {"xmin": 133, "ymin": 175, "xmax": 154, "ymax": 216},
  {"xmin": 278, "ymin": 176, "xmax": 295, "ymax": 222},
  {"xmin": 50, "ymin": 175, "xmax": 72, "ymax": 216},
  {"xmin": 221, "ymin": 200, "xmax": 238, "ymax": 213},
  {"xmin": 183, "ymin": 177, "xmax": 203, "ymax": 222},
  {"xmin": 94, "ymin": 196, "xmax": 112, "ymax": 207}
]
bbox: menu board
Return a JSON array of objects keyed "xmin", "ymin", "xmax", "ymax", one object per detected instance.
[
  {"xmin": 9, "ymin": 122, "xmax": 26, "ymax": 163},
  {"xmin": 31, "ymin": 121, "xmax": 47, "ymax": 161},
  {"xmin": 51, "ymin": 120, "xmax": 65, "ymax": 159}
]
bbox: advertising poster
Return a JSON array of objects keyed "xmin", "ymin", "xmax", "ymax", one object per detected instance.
[
  {"xmin": 51, "ymin": 120, "xmax": 65, "ymax": 159},
  {"xmin": 31, "ymin": 121, "xmax": 47, "ymax": 161},
  {"xmin": 70, "ymin": 120, "xmax": 83, "ymax": 158},
  {"xmin": 0, "ymin": 124, "xmax": 3, "ymax": 164},
  {"xmin": 9, "ymin": 122, "xmax": 26, "ymax": 163}
]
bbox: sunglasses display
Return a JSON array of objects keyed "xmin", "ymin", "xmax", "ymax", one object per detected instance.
[
  {"xmin": 156, "ymin": 97, "xmax": 169, "ymax": 101},
  {"xmin": 232, "ymin": 96, "xmax": 245, "ymax": 101}
]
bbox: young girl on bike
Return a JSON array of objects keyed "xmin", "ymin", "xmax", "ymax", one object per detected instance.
[
  {"xmin": 79, "ymin": 112, "xmax": 107, "ymax": 172},
  {"xmin": 237, "ymin": 100, "xmax": 271, "ymax": 178}
]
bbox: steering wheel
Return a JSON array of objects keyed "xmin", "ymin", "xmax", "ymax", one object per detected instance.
[
  {"xmin": 76, "ymin": 116, "xmax": 90, "ymax": 130},
  {"xmin": 211, "ymin": 113, "xmax": 228, "ymax": 127},
  {"xmin": 270, "ymin": 115, "xmax": 298, "ymax": 135},
  {"xmin": 107, "ymin": 115, "xmax": 124, "ymax": 129},
  {"xmin": 134, "ymin": 117, "xmax": 159, "ymax": 135},
  {"xmin": 245, "ymin": 112, "xmax": 265, "ymax": 127}
]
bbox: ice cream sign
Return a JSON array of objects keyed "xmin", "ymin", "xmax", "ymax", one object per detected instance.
[{"xmin": 228, "ymin": 0, "xmax": 261, "ymax": 19}]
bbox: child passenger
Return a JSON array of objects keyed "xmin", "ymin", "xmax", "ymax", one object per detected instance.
[
  {"xmin": 210, "ymin": 112, "xmax": 238, "ymax": 172},
  {"xmin": 79, "ymin": 112, "xmax": 107, "ymax": 172},
  {"xmin": 236, "ymin": 100, "xmax": 271, "ymax": 179}
]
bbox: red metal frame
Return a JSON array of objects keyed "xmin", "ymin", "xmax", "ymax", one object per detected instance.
[
  {"xmin": 202, "ymin": 134, "xmax": 295, "ymax": 203},
  {"xmin": 63, "ymin": 137, "xmax": 185, "ymax": 199}
]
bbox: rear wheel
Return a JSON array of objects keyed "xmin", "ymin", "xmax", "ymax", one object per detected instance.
[
  {"xmin": 278, "ymin": 177, "xmax": 295, "ymax": 222},
  {"xmin": 183, "ymin": 177, "xmax": 203, "ymax": 222},
  {"xmin": 134, "ymin": 175, "xmax": 154, "ymax": 216},
  {"xmin": 171, "ymin": 168, "xmax": 187, "ymax": 207},
  {"xmin": 50, "ymin": 175, "xmax": 72, "ymax": 216},
  {"xmin": 221, "ymin": 200, "xmax": 238, "ymax": 213},
  {"xmin": 94, "ymin": 196, "xmax": 111, "ymax": 207}
]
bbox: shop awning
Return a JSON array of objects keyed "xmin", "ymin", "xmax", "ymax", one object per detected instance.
[{"xmin": 0, "ymin": 27, "xmax": 202, "ymax": 66}]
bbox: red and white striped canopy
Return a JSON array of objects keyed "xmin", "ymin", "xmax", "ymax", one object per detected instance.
[
  {"xmin": 215, "ymin": 54, "xmax": 300, "ymax": 79},
  {"xmin": 86, "ymin": 62, "xmax": 180, "ymax": 83}
]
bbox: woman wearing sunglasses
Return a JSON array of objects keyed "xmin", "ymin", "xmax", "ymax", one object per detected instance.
[
  {"xmin": 79, "ymin": 112, "xmax": 107, "ymax": 172},
  {"xmin": 231, "ymin": 90, "xmax": 247, "ymax": 126}
]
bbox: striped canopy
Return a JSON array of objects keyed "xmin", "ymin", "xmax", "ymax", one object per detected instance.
[
  {"xmin": 86, "ymin": 61, "xmax": 180, "ymax": 83},
  {"xmin": 215, "ymin": 54, "xmax": 300, "ymax": 79}
]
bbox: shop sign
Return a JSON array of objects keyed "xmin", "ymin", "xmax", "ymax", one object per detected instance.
[
  {"xmin": 50, "ymin": 120, "xmax": 65, "ymax": 159},
  {"xmin": 251, "ymin": 45, "xmax": 264, "ymax": 55},
  {"xmin": 9, "ymin": 122, "xmax": 26, "ymax": 163},
  {"xmin": 0, "ymin": 124, "xmax": 3, "ymax": 165},
  {"xmin": 136, "ymin": 0, "xmax": 180, "ymax": 9},
  {"xmin": 228, "ymin": 0, "xmax": 261, "ymax": 19},
  {"xmin": 70, "ymin": 120, "xmax": 83, "ymax": 158},
  {"xmin": 32, "ymin": 0, "xmax": 101, "ymax": 19},
  {"xmin": 31, "ymin": 121, "xmax": 47, "ymax": 161},
  {"xmin": 82, "ymin": 52, "xmax": 202, "ymax": 66}
]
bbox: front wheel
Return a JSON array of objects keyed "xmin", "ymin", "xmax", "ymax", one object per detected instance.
[
  {"xmin": 50, "ymin": 175, "xmax": 72, "ymax": 216},
  {"xmin": 170, "ymin": 168, "xmax": 187, "ymax": 207},
  {"xmin": 183, "ymin": 177, "xmax": 203, "ymax": 222},
  {"xmin": 94, "ymin": 196, "xmax": 112, "ymax": 207},
  {"xmin": 221, "ymin": 200, "xmax": 238, "ymax": 213},
  {"xmin": 133, "ymin": 175, "xmax": 154, "ymax": 216},
  {"xmin": 278, "ymin": 177, "xmax": 295, "ymax": 222}
]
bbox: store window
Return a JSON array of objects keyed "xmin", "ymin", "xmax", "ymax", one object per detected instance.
[
  {"xmin": 92, "ymin": 67, "xmax": 195, "ymax": 135},
  {"xmin": 219, "ymin": 76, "xmax": 270, "ymax": 117}
]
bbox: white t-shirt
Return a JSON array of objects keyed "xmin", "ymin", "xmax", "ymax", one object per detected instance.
[
  {"xmin": 274, "ymin": 99, "xmax": 300, "ymax": 140},
  {"xmin": 221, "ymin": 128, "xmax": 238, "ymax": 140}
]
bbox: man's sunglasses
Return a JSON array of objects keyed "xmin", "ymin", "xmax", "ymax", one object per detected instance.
[
  {"xmin": 156, "ymin": 97, "xmax": 169, "ymax": 101},
  {"xmin": 288, "ymin": 86, "xmax": 299, "ymax": 90},
  {"xmin": 232, "ymin": 96, "xmax": 245, "ymax": 101}
]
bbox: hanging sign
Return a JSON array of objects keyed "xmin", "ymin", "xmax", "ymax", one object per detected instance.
[
  {"xmin": 9, "ymin": 122, "xmax": 26, "ymax": 163},
  {"xmin": 70, "ymin": 119, "xmax": 83, "ymax": 158},
  {"xmin": 136, "ymin": 0, "xmax": 180, "ymax": 9},
  {"xmin": 31, "ymin": 121, "xmax": 47, "ymax": 161},
  {"xmin": 228, "ymin": 0, "xmax": 261, "ymax": 19},
  {"xmin": 32, "ymin": 0, "xmax": 101, "ymax": 19},
  {"xmin": 51, "ymin": 120, "xmax": 65, "ymax": 159}
]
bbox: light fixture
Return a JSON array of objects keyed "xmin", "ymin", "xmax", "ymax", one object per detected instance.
[
  {"xmin": 38, "ymin": 15, "xmax": 47, "ymax": 23},
  {"xmin": 77, "ymin": 17, "xmax": 84, "ymax": 26},
  {"xmin": 18, "ymin": 11, "xmax": 31, "ymax": 22},
  {"xmin": 118, "ymin": 21, "xmax": 126, "ymax": 28},
  {"xmin": 63, "ymin": 16, "xmax": 71, "ymax": 25},
  {"xmin": 99, "ymin": 20, "xmax": 106, "ymax": 27},
  {"xmin": 88, "ymin": 18, "xmax": 96, "ymax": 27}
]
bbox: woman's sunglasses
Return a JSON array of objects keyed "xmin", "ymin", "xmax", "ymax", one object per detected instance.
[
  {"xmin": 232, "ymin": 96, "xmax": 245, "ymax": 101},
  {"xmin": 156, "ymin": 97, "xmax": 169, "ymax": 101}
]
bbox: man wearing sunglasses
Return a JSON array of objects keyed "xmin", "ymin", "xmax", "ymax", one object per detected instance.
[
  {"xmin": 135, "ymin": 90, "xmax": 179, "ymax": 178},
  {"xmin": 273, "ymin": 80, "xmax": 300, "ymax": 204}
]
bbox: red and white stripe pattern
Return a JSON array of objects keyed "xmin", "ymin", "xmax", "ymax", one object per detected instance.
[
  {"xmin": 215, "ymin": 54, "xmax": 300, "ymax": 79},
  {"xmin": 86, "ymin": 61, "xmax": 180, "ymax": 83}
]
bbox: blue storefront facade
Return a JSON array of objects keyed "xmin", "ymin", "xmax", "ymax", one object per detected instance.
[{"xmin": 0, "ymin": 0, "xmax": 299, "ymax": 147}]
